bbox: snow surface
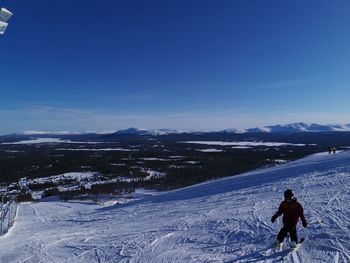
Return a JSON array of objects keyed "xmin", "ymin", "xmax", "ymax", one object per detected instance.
[
  {"xmin": 141, "ymin": 158, "xmax": 169, "ymax": 161},
  {"xmin": 232, "ymin": 146, "xmax": 253, "ymax": 149},
  {"xmin": 1, "ymin": 151, "xmax": 350, "ymax": 262},
  {"xmin": 26, "ymin": 172, "xmax": 98, "ymax": 185},
  {"xmin": 141, "ymin": 169, "xmax": 166, "ymax": 180},
  {"xmin": 196, "ymin": 148, "xmax": 223, "ymax": 152}
]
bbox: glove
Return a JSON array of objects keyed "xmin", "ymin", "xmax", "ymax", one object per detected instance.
[
  {"xmin": 271, "ymin": 215, "xmax": 277, "ymax": 223},
  {"xmin": 302, "ymin": 221, "xmax": 307, "ymax": 228}
]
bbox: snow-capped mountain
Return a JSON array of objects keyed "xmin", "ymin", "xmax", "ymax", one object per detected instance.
[
  {"xmin": 1, "ymin": 150, "xmax": 350, "ymax": 262},
  {"xmin": 229, "ymin": 122, "xmax": 350, "ymax": 134},
  {"xmin": 112, "ymin": 128, "xmax": 185, "ymax": 136},
  {"xmin": 11, "ymin": 122, "xmax": 350, "ymax": 138},
  {"xmin": 219, "ymin": 128, "xmax": 246, "ymax": 134},
  {"xmin": 109, "ymin": 123, "xmax": 350, "ymax": 135},
  {"xmin": 261, "ymin": 122, "xmax": 350, "ymax": 133},
  {"xmin": 149, "ymin": 129, "xmax": 186, "ymax": 136}
]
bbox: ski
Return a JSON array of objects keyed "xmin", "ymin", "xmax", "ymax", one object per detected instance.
[
  {"xmin": 279, "ymin": 237, "xmax": 305, "ymax": 260},
  {"xmin": 260, "ymin": 242, "xmax": 283, "ymax": 257},
  {"xmin": 262, "ymin": 238, "xmax": 305, "ymax": 259},
  {"xmin": 291, "ymin": 237, "xmax": 305, "ymax": 251}
]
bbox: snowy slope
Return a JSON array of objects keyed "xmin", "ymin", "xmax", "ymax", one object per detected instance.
[{"xmin": 1, "ymin": 151, "xmax": 350, "ymax": 262}]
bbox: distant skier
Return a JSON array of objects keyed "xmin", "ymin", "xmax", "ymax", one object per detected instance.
[{"xmin": 271, "ymin": 189, "xmax": 307, "ymax": 248}]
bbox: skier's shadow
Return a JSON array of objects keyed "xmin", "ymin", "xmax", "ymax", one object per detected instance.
[{"xmin": 223, "ymin": 247, "xmax": 290, "ymax": 262}]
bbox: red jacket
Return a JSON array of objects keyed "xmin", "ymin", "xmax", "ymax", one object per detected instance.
[{"xmin": 272, "ymin": 198, "xmax": 307, "ymax": 226}]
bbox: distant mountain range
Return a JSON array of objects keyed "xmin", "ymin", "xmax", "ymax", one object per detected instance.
[
  {"xmin": 221, "ymin": 123, "xmax": 350, "ymax": 134},
  {"xmin": 14, "ymin": 123, "xmax": 350, "ymax": 137},
  {"xmin": 112, "ymin": 128, "xmax": 182, "ymax": 136}
]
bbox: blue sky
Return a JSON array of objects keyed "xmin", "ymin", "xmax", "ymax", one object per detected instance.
[{"xmin": 1, "ymin": 0, "xmax": 350, "ymax": 133}]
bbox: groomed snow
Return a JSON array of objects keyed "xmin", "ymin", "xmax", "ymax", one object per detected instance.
[{"xmin": 1, "ymin": 151, "xmax": 350, "ymax": 262}]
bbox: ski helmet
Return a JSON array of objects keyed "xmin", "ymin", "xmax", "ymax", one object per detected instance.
[{"xmin": 284, "ymin": 189, "xmax": 294, "ymax": 200}]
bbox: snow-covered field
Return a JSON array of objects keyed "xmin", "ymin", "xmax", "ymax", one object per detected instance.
[
  {"xmin": 196, "ymin": 148, "xmax": 223, "ymax": 152},
  {"xmin": 1, "ymin": 151, "xmax": 350, "ymax": 262}
]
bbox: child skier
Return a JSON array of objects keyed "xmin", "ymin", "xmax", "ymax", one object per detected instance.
[{"xmin": 271, "ymin": 189, "xmax": 307, "ymax": 248}]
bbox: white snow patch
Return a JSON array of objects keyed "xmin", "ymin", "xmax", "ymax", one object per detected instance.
[
  {"xmin": 26, "ymin": 172, "xmax": 97, "ymax": 185},
  {"xmin": 184, "ymin": 161, "xmax": 200, "ymax": 164},
  {"xmin": 141, "ymin": 169, "xmax": 166, "ymax": 180},
  {"xmin": 196, "ymin": 148, "xmax": 223, "ymax": 152},
  {"xmin": 141, "ymin": 158, "xmax": 169, "ymax": 161},
  {"xmin": 232, "ymin": 146, "xmax": 253, "ymax": 149}
]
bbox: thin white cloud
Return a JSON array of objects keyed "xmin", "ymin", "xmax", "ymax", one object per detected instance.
[
  {"xmin": 260, "ymin": 74, "xmax": 335, "ymax": 90},
  {"xmin": 29, "ymin": 105, "xmax": 91, "ymax": 117},
  {"xmin": 74, "ymin": 93, "xmax": 158, "ymax": 102},
  {"xmin": 264, "ymin": 78, "xmax": 315, "ymax": 89}
]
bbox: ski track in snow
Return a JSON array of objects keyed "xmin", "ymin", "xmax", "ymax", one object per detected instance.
[{"xmin": 1, "ymin": 151, "xmax": 350, "ymax": 262}]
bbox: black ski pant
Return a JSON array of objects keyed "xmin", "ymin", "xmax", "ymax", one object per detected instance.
[{"xmin": 277, "ymin": 224, "xmax": 298, "ymax": 243}]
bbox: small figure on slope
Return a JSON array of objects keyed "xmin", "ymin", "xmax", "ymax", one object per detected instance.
[{"xmin": 271, "ymin": 189, "xmax": 307, "ymax": 249}]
